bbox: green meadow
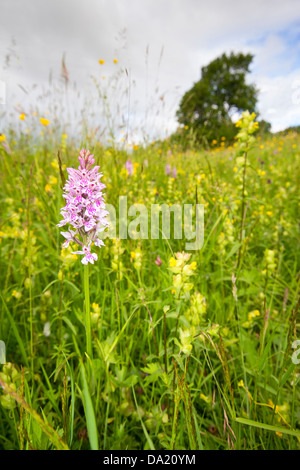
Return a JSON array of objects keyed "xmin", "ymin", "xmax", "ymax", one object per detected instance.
[{"xmin": 0, "ymin": 116, "xmax": 299, "ymax": 450}]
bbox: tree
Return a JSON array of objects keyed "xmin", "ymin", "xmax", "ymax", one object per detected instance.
[
  {"xmin": 176, "ymin": 52, "xmax": 258, "ymax": 144},
  {"xmin": 257, "ymin": 119, "xmax": 272, "ymax": 135}
]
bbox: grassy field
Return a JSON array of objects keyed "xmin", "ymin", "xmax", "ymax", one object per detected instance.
[{"xmin": 0, "ymin": 122, "xmax": 299, "ymax": 450}]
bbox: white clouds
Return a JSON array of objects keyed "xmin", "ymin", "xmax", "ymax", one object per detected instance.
[
  {"xmin": 255, "ymin": 72, "xmax": 300, "ymax": 131},
  {"xmin": 248, "ymin": 30, "xmax": 300, "ymax": 131},
  {"xmin": 1, "ymin": 0, "xmax": 300, "ymax": 137}
]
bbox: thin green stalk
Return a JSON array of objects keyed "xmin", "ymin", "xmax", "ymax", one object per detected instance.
[
  {"xmin": 26, "ymin": 164, "xmax": 34, "ymax": 376},
  {"xmin": 237, "ymin": 148, "xmax": 248, "ymax": 270},
  {"xmin": 84, "ymin": 264, "xmax": 92, "ymax": 359},
  {"xmin": 171, "ymin": 390, "xmax": 180, "ymax": 450},
  {"xmin": 172, "ymin": 299, "xmax": 182, "ymax": 356},
  {"xmin": 163, "ymin": 309, "xmax": 168, "ymax": 375}
]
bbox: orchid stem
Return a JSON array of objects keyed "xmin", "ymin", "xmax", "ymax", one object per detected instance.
[{"xmin": 84, "ymin": 263, "xmax": 92, "ymax": 359}]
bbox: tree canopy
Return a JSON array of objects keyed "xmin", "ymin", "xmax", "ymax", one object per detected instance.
[{"xmin": 176, "ymin": 52, "xmax": 258, "ymax": 144}]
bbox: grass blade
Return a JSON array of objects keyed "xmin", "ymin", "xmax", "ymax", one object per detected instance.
[
  {"xmin": 80, "ymin": 363, "xmax": 99, "ymax": 450},
  {"xmin": 236, "ymin": 417, "xmax": 300, "ymax": 438}
]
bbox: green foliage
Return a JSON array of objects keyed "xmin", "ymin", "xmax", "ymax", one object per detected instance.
[
  {"xmin": 0, "ymin": 123, "xmax": 299, "ymax": 450},
  {"xmin": 176, "ymin": 52, "xmax": 258, "ymax": 144}
]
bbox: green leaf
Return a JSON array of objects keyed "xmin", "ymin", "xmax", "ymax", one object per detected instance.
[
  {"xmin": 258, "ymin": 331, "xmax": 277, "ymax": 372},
  {"xmin": 132, "ymin": 387, "xmax": 155, "ymax": 450},
  {"xmin": 236, "ymin": 417, "xmax": 300, "ymax": 438},
  {"xmin": 80, "ymin": 363, "xmax": 99, "ymax": 450},
  {"xmin": 279, "ymin": 362, "xmax": 296, "ymax": 387}
]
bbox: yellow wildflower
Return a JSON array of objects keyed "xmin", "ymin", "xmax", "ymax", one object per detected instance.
[
  {"xmin": 40, "ymin": 118, "xmax": 50, "ymax": 126},
  {"xmin": 92, "ymin": 303, "xmax": 101, "ymax": 314},
  {"xmin": 200, "ymin": 394, "xmax": 212, "ymax": 404},
  {"xmin": 12, "ymin": 290, "xmax": 22, "ymax": 300},
  {"xmin": 49, "ymin": 175, "xmax": 58, "ymax": 185},
  {"xmin": 179, "ymin": 328, "xmax": 193, "ymax": 354}
]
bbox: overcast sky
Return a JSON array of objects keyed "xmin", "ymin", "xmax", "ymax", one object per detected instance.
[{"xmin": 1, "ymin": 0, "xmax": 300, "ymax": 142}]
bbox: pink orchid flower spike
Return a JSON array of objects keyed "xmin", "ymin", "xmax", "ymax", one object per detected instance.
[{"xmin": 58, "ymin": 148, "xmax": 109, "ymax": 264}]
